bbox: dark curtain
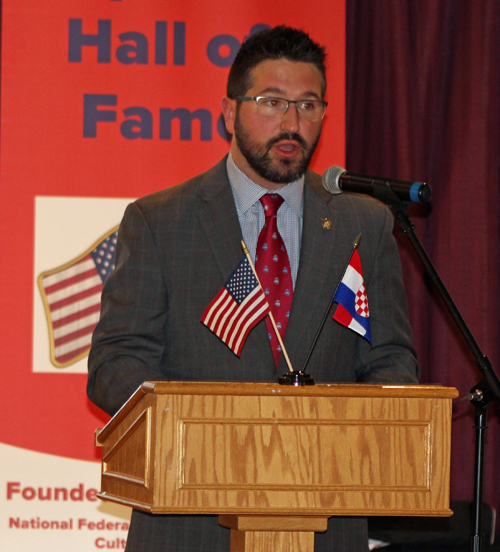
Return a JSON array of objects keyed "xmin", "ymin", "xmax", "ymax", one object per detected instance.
[{"xmin": 346, "ymin": 1, "xmax": 500, "ymax": 514}]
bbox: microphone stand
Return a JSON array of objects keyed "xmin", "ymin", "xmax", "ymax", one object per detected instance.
[{"xmin": 373, "ymin": 183, "xmax": 500, "ymax": 552}]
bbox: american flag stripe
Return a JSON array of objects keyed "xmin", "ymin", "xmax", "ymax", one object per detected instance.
[
  {"xmin": 44, "ymin": 273, "xmax": 103, "ymax": 304},
  {"xmin": 220, "ymin": 301, "xmax": 243, "ymax": 343},
  {"xmin": 221, "ymin": 287, "xmax": 264, "ymax": 343},
  {"xmin": 54, "ymin": 336, "xmax": 94, "ymax": 363},
  {"xmin": 51, "ymin": 295, "xmax": 102, "ymax": 323},
  {"xmin": 53, "ymin": 312, "xmax": 101, "ymax": 339},
  {"xmin": 48, "ymin": 285, "xmax": 104, "ymax": 312},
  {"xmin": 201, "ymin": 256, "xmax": 271, "ymax": 357},
  {"xmin": 217, "ymin": 293, "xmax": 244, "ymax": 341},
  {"xmin": 55, "ymin": 348, "xmax": 93, "ymax": 365},
  {"xmin": 54, "ymin": 325, "xmax": 96, "ymax": 349},
  {"xmin": 229, "ymin": 298, "xmax": 270, "ymax": 355},
  {"xmin": 43, "ymin": 267, "xmax": 98, "ymax": 294},
  {"xmin": 203, "ymin": 290, "xmax": 236, "ymax": 332},
  {"xmin": 43, "ymin": 257, "xmax": 96, "ymax": 287},
  {"xmin": 56, "ymin": 349, "xmax": 92, "ymax": 366},
  {"xmin": 39, "ymin": 228, "xmax": 118, "ymax": 367},
  {"xmin": 52, "ymin": 304, "xmax": 101, "ymax": 330}
]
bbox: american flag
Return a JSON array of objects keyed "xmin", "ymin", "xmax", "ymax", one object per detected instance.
[
  {"xmin": 38, "ymin": 227, "xmax": 118, "ymax": 367},
  {"xmin": 333, "ymin": 248, "xmax": 372, "ymax": 344},
  {"xmin": 201, "ymin": 256, "xmax": 270, "ymax": 356}
]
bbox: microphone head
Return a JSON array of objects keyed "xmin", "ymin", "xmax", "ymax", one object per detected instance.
[{"xmin": 322, "ymin": 165, "xmax": 347, "ymax": 194}]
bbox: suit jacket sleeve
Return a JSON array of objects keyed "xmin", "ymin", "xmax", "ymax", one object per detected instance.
[{"xmin": 87, "ymin": 201, "xmax": 167, "ymax": 416}]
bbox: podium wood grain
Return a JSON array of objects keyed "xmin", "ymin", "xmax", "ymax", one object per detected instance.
[{"xmin": 95, "ymin": 381, "xmax": 456, "ymax": 518}]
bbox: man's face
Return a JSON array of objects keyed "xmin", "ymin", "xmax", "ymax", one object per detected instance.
[{"xmin": 222, "ymin": 59, "xmax": 325, "ymax": 190}]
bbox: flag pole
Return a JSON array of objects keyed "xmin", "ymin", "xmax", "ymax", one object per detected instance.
[
  {"xmin": 241, "ymin": 240, "xmax": 294, "ymax": 373},
  {"xmin": 300, "ymin": 233, "xmax": 362, "ymax": 373}
]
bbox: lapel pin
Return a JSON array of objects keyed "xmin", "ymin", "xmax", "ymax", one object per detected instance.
[{"xmin": 321, "ymin": 218, "xmax": 332, "ymax": 230}]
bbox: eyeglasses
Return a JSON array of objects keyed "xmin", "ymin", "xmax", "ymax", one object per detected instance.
[{"xmin": 234, "ymin": 96, "xmax": 328, "ymax": 122}]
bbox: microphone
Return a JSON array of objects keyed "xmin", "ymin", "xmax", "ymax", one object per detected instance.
[{"xmin": 322, "ymin": 166, "xmax": 432, "ymax": 203}]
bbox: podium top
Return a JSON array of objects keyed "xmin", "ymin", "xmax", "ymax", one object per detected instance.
[
  {"xmin": 97, "ymin": 381, "xmax": 458, "ymax": 444},
  {"xmin": 139, "ymin": 380, "xmax": 457, "ymax": 398}
]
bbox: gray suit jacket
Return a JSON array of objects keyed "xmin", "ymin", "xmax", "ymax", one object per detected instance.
[{"xmin": 87, "ymin": 157, "xmax": 418, "ymax": 552}]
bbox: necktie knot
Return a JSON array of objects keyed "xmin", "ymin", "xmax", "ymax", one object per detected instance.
[{"xmin": 260, "ymin": 194, "xmax": 284, "ymax": 218}]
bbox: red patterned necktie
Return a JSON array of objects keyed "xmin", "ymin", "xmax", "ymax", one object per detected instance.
[{"xmin": 255, "ymin": 194, "xmax": 294, "ymax": 366}]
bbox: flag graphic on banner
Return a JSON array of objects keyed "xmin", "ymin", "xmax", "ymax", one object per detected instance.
[
  {"xmin": 333, "ymin": 248, "xmax": 372, "ymax": 344},
  {"xmin": 201, "ymin": 256, "xmax": 271, "ymax": 356},
  {"xmin": 38, "ymin": 227, "xmax": 119, "ymax": 367}
]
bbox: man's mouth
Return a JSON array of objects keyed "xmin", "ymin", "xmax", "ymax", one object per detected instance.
[
  {"xmin": 268, "ymin": 133, "xmax": 307, "ymax": 158},
  {"xmin": 273, "ymin": 141, "xmax": 301, "ymax": 158},
  {"xmin": 277, "ymin": 143, "xmax": 298, "ymax": 152}
]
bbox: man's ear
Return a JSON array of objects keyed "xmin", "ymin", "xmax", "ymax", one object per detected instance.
[{"xmin": 221, "ymin": 96, "xmax": 236, "ymax": 135}]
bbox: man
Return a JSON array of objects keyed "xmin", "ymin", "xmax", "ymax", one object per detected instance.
[{"xmin": 88, "ymin": 25, "xmax": 418, "ymax": 552}]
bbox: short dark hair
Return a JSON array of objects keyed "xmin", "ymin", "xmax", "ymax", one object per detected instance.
[{"xmin": 227, "ymin": 25, "xmax": 327, "ymax": 99}]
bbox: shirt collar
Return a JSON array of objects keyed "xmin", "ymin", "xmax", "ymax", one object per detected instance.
[{"xmin": 227, "ymin": 153, "xmax": 304, "ymax": 217}]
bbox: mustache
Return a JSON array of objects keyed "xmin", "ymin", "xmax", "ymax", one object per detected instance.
[{"xmin": 266, "ymin": 132, "xmax": 308, "ymax": 149}]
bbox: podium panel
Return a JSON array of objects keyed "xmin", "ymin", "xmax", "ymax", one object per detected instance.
[{"xmin": 95, "ymin": 381, "xmax": 457, "ymax": 517}]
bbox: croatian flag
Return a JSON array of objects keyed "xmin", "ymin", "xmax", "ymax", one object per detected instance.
[
  {"xmin": 333, "ymin": 249, "xmax": 372, "ymax": 344},
  {"xmin": 201, "ymin": 256, "xmax": 270, "ymax": 356}
]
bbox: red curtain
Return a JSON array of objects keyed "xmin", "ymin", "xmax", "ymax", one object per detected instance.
[{"xmin": 346, "ymin": 0, "xmax": 500, "ymax": 513}]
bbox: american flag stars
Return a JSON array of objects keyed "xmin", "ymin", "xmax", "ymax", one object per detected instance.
[
  {"xmin": 225, "ymin": 259, "xmax": 259, "ymax": 304},
  {"xmin": 91, "ymin": 234, "xmax": 117, "ymax": 280}
]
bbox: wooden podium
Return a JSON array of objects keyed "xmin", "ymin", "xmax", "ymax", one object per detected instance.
[{"xmin": 95, "ymin": 381, "xmax": 458, "ymax": 551}]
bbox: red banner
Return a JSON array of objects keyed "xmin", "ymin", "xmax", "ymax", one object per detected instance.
[{"xmin": 0, "ymin": 1, "xmax": 345, "ymax": 548}]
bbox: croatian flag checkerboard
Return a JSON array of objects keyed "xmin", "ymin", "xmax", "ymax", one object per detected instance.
[
  {"xmin": 333, "ymin": 248, "xmax": 372, "ymax": 344},
  {"xmin": 201, "ymin": 256, "xmax": 270, "ymax": 356}
]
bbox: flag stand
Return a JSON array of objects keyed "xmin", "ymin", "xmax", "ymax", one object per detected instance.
[
  {"xmin": 278, "ymin": 234, "xmax": 367, "ymax": 386},
  {"xmin": 378, "ymin": 184, "xmax": 500, "ymax": 552},
  {"xmin": 240, "ymin": 241, "xmax": 297, "ymax": 378},
  {"xmin": 278, "ymin": 370, "xmax": 315, "ymax": 385},
  {"xmin": 299, "ymin": 234, "xmax": 362, "ymax": 377},
  {"xmin": 241, "ymin": 242, "xmax": 315, "ymax": 385}
]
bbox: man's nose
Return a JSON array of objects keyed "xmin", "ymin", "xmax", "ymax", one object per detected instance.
[{"xmin": 280, "ymin": 102, "xmax": 300, "ymax": 133}]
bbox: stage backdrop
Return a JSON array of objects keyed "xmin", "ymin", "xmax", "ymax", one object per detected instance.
[
  {"xmin": 346, "ymin": 0, "xmax": 500, "ymax": 515},
  {"xmin": 0, "ymin": 1, "xmax": 345, "ymax": 549}
]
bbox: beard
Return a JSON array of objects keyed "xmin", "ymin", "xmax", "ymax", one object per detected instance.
[{"xmin": 233, "ymin": 113, "xmax": 321, "ymax": 184}]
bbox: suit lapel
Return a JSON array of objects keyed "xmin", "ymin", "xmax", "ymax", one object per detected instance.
[
  {"xmin": 196, "ymin": 158, "xmax": 244, "ymax": 279},
  {"xmin": 281, "ymin": 172, "xmax": 359, "ymax": 372},
  {"xmin": 196, "ymin": 157, "xmax": 275, "ymax": 365}
]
